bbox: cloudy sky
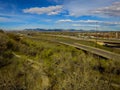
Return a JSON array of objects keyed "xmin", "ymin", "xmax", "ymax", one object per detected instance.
[{"xmin": 0, "ymin": 0, "xmax": 120, "ymax": 30}]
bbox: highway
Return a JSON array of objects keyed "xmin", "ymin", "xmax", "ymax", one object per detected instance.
[
  {"xmin": 29, "ymin": 36, "xmax": 120, "ymax": 60},
  {"xmin": 57, "ymin": 42, "xmax": 120, "ymax": 60}
]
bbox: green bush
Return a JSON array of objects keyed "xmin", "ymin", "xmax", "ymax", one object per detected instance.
[
  {"xmin": 0, "ymin": 29, "xmax": 4, "ymax": 33},
  {"xmin": 7, "ymin": 33, "xmax": 21, "ymax": 41},
  {"xmin": 0, "ymin": 51, "xmax": 13, "ymax": 68}
]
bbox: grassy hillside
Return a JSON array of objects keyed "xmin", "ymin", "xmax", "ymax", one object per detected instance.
[{"xmin": 0, "ymin": 31, "xmax": 120, "ymax": 90}]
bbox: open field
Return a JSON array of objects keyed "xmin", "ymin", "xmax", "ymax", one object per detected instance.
[{"xmin": 0, "ymin": 31, "xmax": 120, "ymax": 90}]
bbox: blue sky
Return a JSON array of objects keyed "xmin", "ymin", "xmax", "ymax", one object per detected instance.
[{"xmin": 0, "ymin": 0, "xmax": 120, "ymax": 30}]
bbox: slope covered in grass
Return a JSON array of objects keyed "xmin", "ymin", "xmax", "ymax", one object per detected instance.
[{"xmin": 0, "ymin": 31, "xmax": 120, "ymax": 90}]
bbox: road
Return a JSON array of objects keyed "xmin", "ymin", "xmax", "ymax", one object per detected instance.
[
  {"xmin": 58, "ymin": 42, "xmax": 120, "ymax": 60},
  {"xmin": 29, "ymin": 36, "xmax": 120, "ymax": 60}
]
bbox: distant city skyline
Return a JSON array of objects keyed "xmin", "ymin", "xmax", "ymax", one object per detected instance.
[{"xmin": 0, "ymin": 0, "xmax": 120, "ymax": 31}]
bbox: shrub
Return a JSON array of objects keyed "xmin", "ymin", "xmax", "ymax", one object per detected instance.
[
  {"xmin": 0, "ymin": 29, "xmax": 4, "ymax": 33},
  {"xmin": 7, "ymin": 33, "xmax": 21, "ymax": 41},
  {"xmin": 6, "ymin": 40, "xmax": 19, "ymax": 51},
  {"xmin": 0, "ymin": 51, "xmax": 13, "ymax": 68}
]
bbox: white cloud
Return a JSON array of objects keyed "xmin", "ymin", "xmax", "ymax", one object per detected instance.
[
  {"xmin": 62, "ymin": 0, "xmax": 116, "ymax": 16},
  {"xmin": 57, "ymin": 19, "xmax": 102, "ymax": 23},
  {"xmin": 103, "ymin": 22, "xmax": 120, "ymax": 25},
  {"xmin": 75, "ymin": 20, "xmax": 120, "ymax": 25},
  {"xmin": 93, "ymin": 2, "xmax": 120, "ymax": 16},
  {"xmin": 22, "ymin": 0, "xmax": 119, "ymax": 17},
  {"xmin": 72, "ymin": 24, "xmax": 100, "ymax": 27},
  {"xmin": 23, "ymin": 5, "xmax": 63, "ymax": 15},
  {"xmin": 76, "ymin": 20, "xmax": 102, "ymax": 23},
  {"xmin": 50, "ymin": 0, "xmax": 118, "ymax": 17},
  {"xmin": 72, "ymin": 24, "xmax": 82, "ymax": 27},
  {"xmin": 57, "ymin": 19, "xmax": 73, "ymax": 23},
  {"xmin": 57, "ymin": 19, "xmax": 120, "ymax": 26}
]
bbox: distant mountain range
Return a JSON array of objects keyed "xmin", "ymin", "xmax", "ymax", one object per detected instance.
[
  {"xmin": 24, "ymin": 28, "xmax": 120, "ymax": 32},
  {"xmin": 24, "ymin": 28, "xmax": 94, "ymax": 32}
]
